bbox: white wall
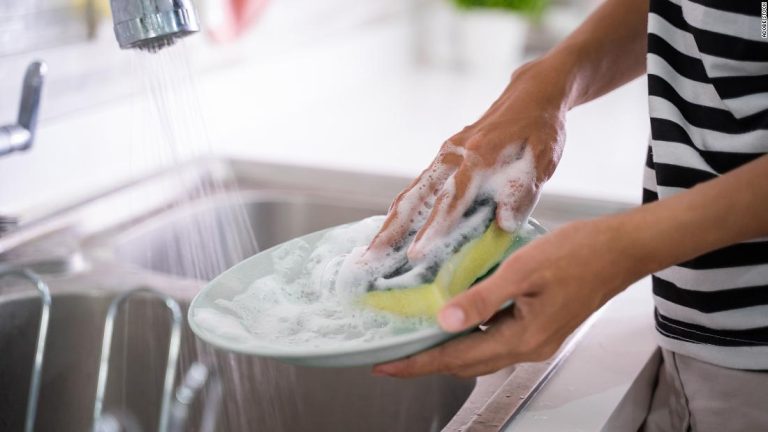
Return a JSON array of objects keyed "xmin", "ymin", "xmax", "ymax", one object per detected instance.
[
  {"xmin": 0, "ymin": 0, "xmax": 407, "ymax": 215},
  {"xmin": 0, "ymin": 0, "xmax": 649, "ymax": 219}
]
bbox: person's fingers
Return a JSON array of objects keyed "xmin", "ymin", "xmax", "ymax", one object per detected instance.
[
  {"xmin": 491, "ymin": 143, "xmax": 539, "ymax": 233},
  {"xmin": 478, "ymin": 301, "xmax": 515, "ymax": 328},
  {"xmin": 407, "ymin": 162, "xmax": 483, "ymax": 260},
  {"xmin": 372, "ymin": 326, "xmax": 506, "ymax": 378},
  {"xmin": 364, "ymin": 151, "xmax": 460, "ymax": 258},
  {"xmin": 436, "ymin": 257, "xmax": 527, "ymax": 332},
  {"xmin": 388, "ymin": 146, "xmax": 465, "ymax": 215},
  {"xmin": 450, "ymin": 356, "xmax": 513, "ymax": 379},
  {"xmin": 373, "ymin": 293, "xmax": 576, "ymax": 379},
  {"xmin": 374, "ymin": 305, "xmax": 560, "ymax": 379},
  {"xmin": 453, "ymin": 305, "xmax": 567, "ymax": 378},
  {"xmin": 446, "ymin": 311, "xmax": 572, "ymax": 378},
  {"xmin": 445, "ymin": 310, "xmax": 522, "ymax": 377},
  {"xmin": 495, "ymin": 178, "xmax": 538, "ymax": 233}
]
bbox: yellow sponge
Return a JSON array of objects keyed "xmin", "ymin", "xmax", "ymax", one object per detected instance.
[{"xmin": 362, "ymin": 222, "xmax": 516, "ymax": 317}]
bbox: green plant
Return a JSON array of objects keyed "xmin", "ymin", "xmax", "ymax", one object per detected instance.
[{"xmin": 452, "ymin": 0, "xmax": 549, "ymax": 17}]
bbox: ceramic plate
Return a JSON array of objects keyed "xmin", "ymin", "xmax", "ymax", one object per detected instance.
[{"xmin": 188, "ymin": 219, "xmax": 547, "ymax": 367}]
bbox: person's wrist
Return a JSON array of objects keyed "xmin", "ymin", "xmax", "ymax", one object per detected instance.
[
  {"xmin": 588, "ymin": 215, "xmax": 652, "ymax": 295},
  {"xmin": 508, "ymin": 59, "xmax": 569, "ymax": 116},
  {"xmin": 534, "ymin": 45, "xmax": 587, "ymax": 111}
]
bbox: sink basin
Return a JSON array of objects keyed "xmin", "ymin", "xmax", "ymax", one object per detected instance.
[
  {"xmin": 0, "ymin": 159, "xmax": 632, "ymax": 431},
  {"xmin": 114, "ymin": 192, "xmax": 387, "ymax": 281},
  {"xmin": 0, "ymin": 165, "xmax": 474, "ymax": 432},
  {"xmin": 0, "ymin": 291, "xmax": 474, "ymax": 431}
]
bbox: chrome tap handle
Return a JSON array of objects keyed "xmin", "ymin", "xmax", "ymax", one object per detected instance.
[
  {"xmin": 0, "ymin": 61, "xmax": 47, "ymax": 157},
  {"xmin": 18, "ymin": 62, "xmax": 46, "ymax": 138}
]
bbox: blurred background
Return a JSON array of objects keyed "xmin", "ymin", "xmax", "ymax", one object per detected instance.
[{"xmin": 0, "ymin": 0, "xmax": 648, "ymax": 218}]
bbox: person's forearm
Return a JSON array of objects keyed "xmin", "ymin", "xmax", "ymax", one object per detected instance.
[
  {"xmin": 536, "ymin": 0, "xmax": 649, "ymax": 110},
  {"xmin": 612, "ymin": 155, "xmax": 768, "ymax": 284}
]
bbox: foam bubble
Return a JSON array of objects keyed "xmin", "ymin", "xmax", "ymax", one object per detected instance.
[
  {"xmin": 212, "ymin": 216, "xmax": 435, "ymax": 348},
  {"xmin": 206, "ymin": 146, "xmax": 538, "ymax": 348},
  {"xmin": 343, "ymin": 146, "xmax": 537, "ymax": 292},
  {"xmin": 487, "ymin": 145, "xmax": 537, "ymax": 232}
]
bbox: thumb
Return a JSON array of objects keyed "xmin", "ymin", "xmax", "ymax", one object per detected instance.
[{"xmin": 437, "ymin": 271, "xmax": 517, "ymax": 332}]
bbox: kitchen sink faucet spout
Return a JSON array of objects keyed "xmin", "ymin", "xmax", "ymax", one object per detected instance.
[{"xmin": 110, "ymin": 0, "xmax": 200, "ymax": 52}]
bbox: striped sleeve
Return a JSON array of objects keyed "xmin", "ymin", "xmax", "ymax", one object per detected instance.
[{"xmin": 645, "ymin": 0, "xmax": 768, "ymax": 370}]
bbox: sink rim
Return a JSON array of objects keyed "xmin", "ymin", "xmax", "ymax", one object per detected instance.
[{"xmin": 106, "ymin": 188, "xmax": 390, "ymax": 248}]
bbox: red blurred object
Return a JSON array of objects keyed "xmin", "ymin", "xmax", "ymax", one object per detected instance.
[{"xmin": 207, "ymin": 0, "xmax": 270, "ymax": 42}]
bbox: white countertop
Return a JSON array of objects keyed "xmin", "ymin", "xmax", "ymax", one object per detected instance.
[{"xmin": 505, "ymin": 278, "xmax": 658, "ymax": 431}]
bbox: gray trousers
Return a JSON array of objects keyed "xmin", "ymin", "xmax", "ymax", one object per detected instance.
[{"xmin": 640, "ymin": 348, "xmax": 768, "ymax": 432}]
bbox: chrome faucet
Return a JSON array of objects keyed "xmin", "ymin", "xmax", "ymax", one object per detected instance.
[
  {"xmin": 0, "ymin": 62, "xmax": 46, "ymax": 158},
  {"xmin": 0, "ymin": 61, "xmax": 45, "ymax": 236},
  {"xmin": 109, "ymin": 0, "xmax": 201, "ymax": 52}
]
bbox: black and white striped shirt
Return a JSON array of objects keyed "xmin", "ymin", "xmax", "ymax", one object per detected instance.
[{"xmin": 643, "ymin": 0, "xmax": 768, "ymax": 369}]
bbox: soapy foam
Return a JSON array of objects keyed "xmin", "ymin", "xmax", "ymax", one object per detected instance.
[
  {"xmin": 341, "ymin": 146, "xmax": 537, "ymax": 292},
  {"xmin": 366, "ymin": 198, "xmax": 496, "ymax": 291},
  {"xmin": 199, "ymin": 147, "xmax": 537, "ymax": 348},
  {"xmin": 207, "ymin": 216, "xmax": 435, "ymax": 348},
  {"xmin": 488, "ymin": 145, "xmax": 538, "ymax": 232}
]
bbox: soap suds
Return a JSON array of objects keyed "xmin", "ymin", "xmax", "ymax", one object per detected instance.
[
  {"xmin": 197, "ymin": 147, "xmax": 538, "ymax": 348},
  {"xmin": 488, "ymin": 145, "xmax": 538, "ymax": 232},
  {"xmin": 342, "ymin": 146, "xmax": 537, "ymax": 293},
  {"xmin": 203, "ymin": 216, "xmax": 435, "ymax": 348}
]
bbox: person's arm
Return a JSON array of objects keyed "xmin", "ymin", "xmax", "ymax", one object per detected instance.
[
  {"xmin": 364, "ymin": 0, "xmax": 649, "ymax": 263},
  {"xmin": 551, "ymin": 0, "xmax": 649, "ymax": 109},
  {"xmin": 373, "ymin": 155, "xmax": 768, "ymax": 378}
]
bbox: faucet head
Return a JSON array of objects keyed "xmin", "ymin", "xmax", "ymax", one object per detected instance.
[{"xmin": 110, "ymin": 0, "xmax": 200, "ymax": 52}]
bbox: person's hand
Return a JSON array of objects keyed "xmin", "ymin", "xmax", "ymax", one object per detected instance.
[
  {"xmin": 362, "ymin": 59, "xmax": 570, "ymax": 267},
  {"xmin": 372, "ymin": 217, "xmax": 640, "ymax": 378}
]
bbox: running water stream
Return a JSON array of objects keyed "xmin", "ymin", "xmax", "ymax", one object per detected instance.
[
  {"xmin": 131, "ymin": 45, "xmax": 259, "ymax": 280},
  {"xmin": 125, "ymin": 43, "xmax": 301, "ymax": 431},
  {"xmin": 119, "ymin": 41, "xmax": 469, "ymax": 432}
]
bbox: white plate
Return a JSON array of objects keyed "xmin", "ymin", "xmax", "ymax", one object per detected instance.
[{"xmin": 188, "ymin": 219, "xmax": 547, "ymax": 368}]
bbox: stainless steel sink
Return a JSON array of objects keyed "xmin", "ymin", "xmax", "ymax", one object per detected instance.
[
  {"xmin": 0, "ymin": 158, "xmax": 632, "ymax": 431},
  {"xmin": 114, "ymin": 193, "xmax": 386, "ymax": 281},
  {"xmin": 0, "ymin": 291, "xmax": 473, "ymax": 432}
]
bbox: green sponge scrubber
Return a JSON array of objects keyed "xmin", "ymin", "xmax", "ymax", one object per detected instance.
[{"xmin": 362, "ymin": 222, "xmax": 519, "ymax": 317}]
